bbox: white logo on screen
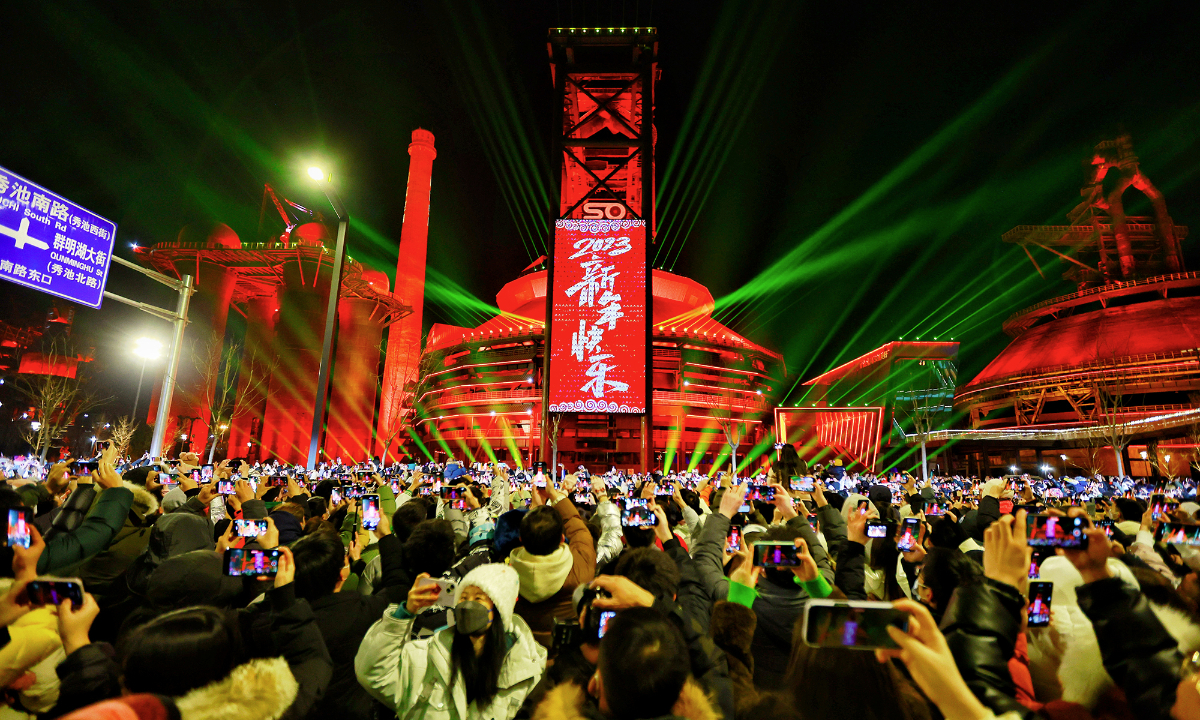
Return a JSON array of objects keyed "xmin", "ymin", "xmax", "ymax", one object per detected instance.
[{"xmin": 582, "ymin": 201, "xmax": 627, "ymax": 220}]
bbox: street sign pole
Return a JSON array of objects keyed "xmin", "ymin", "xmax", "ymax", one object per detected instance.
[
  {"xmin": 150, "ymin": 272, "xmax": 192, "ymax": 458},
  {"xmin": 0, "ymin": 166, "xmax": 193, "ymax": 459},
  {"xmin": 100, "ymin": 255, "xmax": 193, "ymax": 458}
]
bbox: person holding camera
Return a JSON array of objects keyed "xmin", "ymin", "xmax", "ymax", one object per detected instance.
[{"xmin": 355, "ymin": 563, "xmax": 546, "ymax": 720}]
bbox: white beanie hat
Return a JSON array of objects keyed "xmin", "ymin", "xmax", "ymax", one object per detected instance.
[{"xmin": 455, "ymin": 563, "xmax": 520, "ymax": 631}]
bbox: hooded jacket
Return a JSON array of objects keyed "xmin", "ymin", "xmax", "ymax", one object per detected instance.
[
  {"xmin": 39, "ymin": 483, "xmax": 143, "ymax": 576},
  {"xmin": 356, "ymin": 607, "xmax": 547, "ymax": 720},
  {"xmin": 511, "ymin": 499, "xmax": 595, "ymax": 647},
  {"xmin": 72, "ymin": 482, "xmax": 160, "ymax": 594},
  {"xmin": 51, "ymin": 584, "xmax": 331, "ymax": 720},
  {"xmin": 55, "ymin": 656, "xmax": 298, "ymax": 720}
]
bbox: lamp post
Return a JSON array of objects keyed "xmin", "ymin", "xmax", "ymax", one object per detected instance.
[
  {"xmin": 131, "ymin": 337, "xmax": 163, "ymax": 422},
  {"xmin": 305, "ymin": 166, "xmax": 350, "ymax": 472}
]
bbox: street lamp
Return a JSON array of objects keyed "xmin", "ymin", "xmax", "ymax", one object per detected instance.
[
  {"xmin": 304, "ymin": 165, "xmax": 350, "ymax": 472},
  {"xmin": 131, "ymin": 337, "xmax": 163, "ymax": 422}
]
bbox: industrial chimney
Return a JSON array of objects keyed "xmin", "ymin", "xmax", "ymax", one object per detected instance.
[{"xmin": 378, "ymin": 128, "xmax": 436, "ymax": 458}]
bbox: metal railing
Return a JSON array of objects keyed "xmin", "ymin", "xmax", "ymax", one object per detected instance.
[
  {"xmin": 423, "ymin": 389, "xmax": 541, "ymax": 409},
  {"xmin": 1002, "ymin": 271, "xmax": 1200, "ymax": 334},
  {"xmin": 958, "ymin": 349, "xmax": 1200, "ymax": 399},
  {"xmin": 917, "ymin": 407, "xmax": 1200, "ymax": 443}
]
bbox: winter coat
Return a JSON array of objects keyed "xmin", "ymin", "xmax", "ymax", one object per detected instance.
[
  {"xmin": 0, "ymin": 601, "xmax": 61, "ymax": 694},
  {"xmin": 1076, "ymin": 577, "xmax": 1182, "ymax": 720},
  {"xmin": 688, "ymin": 511, "xmax": 831, "ymax": 688},
  {"xmin": 49, "ymin": 584, "xmax": 332, "ymax": 719},
  {"xmin": 939, "ymin": 577, "xmax": 1039, "ymax": 720},
  {"xmin": 56, "ymin": 656, "xmax": 298, "ymax": 720},
  {"xmin": 511, "ymin": 500, "xmax": 595, "ymax": 648},
  {"xmin": 71, "ymin": 482, "xmax": 161, "ymax": 595},
  {"xmin": 44, "ymin": 483, "xmax": 99, "ymax": 538},
  {"xmin": 641, "ymin": 561, "xmax": 734, "ymax": 720},
  {"xmin": 39, "ymin": 484, "xmax": 142, "ymax": 576},
  {"xmin": 1030, "ymin": 555, "xmax": 1142, "ymax": 708},
  {"xmin": 308, "ymin": 533, "xmax": 408, "ymax": 720},
  {"xmin": 530, "ymin": 678, "xmax": 720, "ymax": 720},
  {"xmin": 82, "ymin": 513, "xmax": 217, "ymax": 647},
  {"xmin": 709, "ymin": 600, "xmax": 760, "ymax": 716},
  {"xmin": 355, "ymin": 607, "xmax": 548, "ymax": 720},
  {"xmin": 592, "ymin": 501, "xmax": 623, "ymax": 570}
]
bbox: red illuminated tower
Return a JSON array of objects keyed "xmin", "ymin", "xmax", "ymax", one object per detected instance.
[
  {"xmin": 409, "ymin": 28, "xmax": 784, "ymax": 476},
  {"xmin": 543, "ymin": 28, "xmax": 659, "ymax": 471},
  {"xmin": 378, "ymin": 129, "xmax": 436, "ymax": 459}
]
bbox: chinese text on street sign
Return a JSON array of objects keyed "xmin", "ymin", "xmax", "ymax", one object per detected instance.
[
  {"xmin": 549, "ymin": 218, "xmax": 647, "ymax": 413},
  {"xmin": 0, "ymin": 166, "xmax": 115, "ymax": 309}
]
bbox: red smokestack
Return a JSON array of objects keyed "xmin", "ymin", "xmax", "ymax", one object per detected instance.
[{"xmin": 378, "ymin": 128, "xmax": 436, "ymax": 458}]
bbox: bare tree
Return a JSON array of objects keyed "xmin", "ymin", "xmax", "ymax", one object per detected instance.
[
  {"xmin": 1156, "ymin": 447, "xmax": 1180, "ymax": 484},
  {"xmin": 1093, "ymin": 383, "xmax": 1129, "ymax": 478},
  {"xmin": 711, "ymin": 392, "xmax": 745, "ymax": 479},
  {"xmin": 193, "ymin": 338, "xmax": 274, "ymax": 463},
  {"xmin": 14, "ymin": 340, "xmax": 108, "ymax": 461},
  {"xmin": 895, "ymin": 359, "xmax": 957, "ymax": 482},
  {"xmin": 1076, "ymin": 433, "xmax": 1110, "ymax": 478},
  {"xmin": 548, "ymin": 413, "xmax": 564, "ymax": 476},
  {"xmin": 108, "ymin": 415, "xmax": 139, "ymax": 458}
]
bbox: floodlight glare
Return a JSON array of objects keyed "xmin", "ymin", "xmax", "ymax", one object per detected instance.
[
  {"xmin": 133, "ymin": 337, "xmax": 163, "ymax": 360},
  {"xmin": 308, "ymin": 166, "xmax": 325, "ymax": 181}
]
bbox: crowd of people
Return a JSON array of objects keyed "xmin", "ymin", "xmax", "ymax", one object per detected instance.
[{"xmin": 0, "ymin": 442, "xmax": 1197, "ymax": 720}]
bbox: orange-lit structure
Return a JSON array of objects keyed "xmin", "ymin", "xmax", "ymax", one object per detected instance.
[
  {"xmin": 417, "ymin": 267, "xmax": 782, "ymax": 470},
  {"xmin": 135, "ymin": 213, "xmax": 410, "ymax": 464},
  {"xmin": 779, "ymin": 341, "xmax": 960, "ymax": 473},
  {"xmin": 949, "ymin": 135, "xmax": 1200, "ymax": 477},
  {"xmin": 401, "ymin": 28, "xmax": 783, "ymax": 472},
  {"xmin": 378, "ymin": 129, "xmax": 437, "ymax": 450}
]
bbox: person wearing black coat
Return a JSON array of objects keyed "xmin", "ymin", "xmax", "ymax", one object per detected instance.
[
  {"xmin": 1077, "ymin": 573, "xmax": 1186, "ymax": 719},
  {"xmin": 49, "ymin": 581, "xmax": 332, "ymax": 720},
  {"xmin": 938, "ymin": 576, "xmax": 1039, "ymax": 720},
  {"xmin": 291, "ymin": 516, "xmax": 408, "ymax": 720}
]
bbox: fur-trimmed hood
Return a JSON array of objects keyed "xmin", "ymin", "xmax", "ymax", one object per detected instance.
[
  {"xmin": 531, "ymin": 679, "xmax": 719, "ymax": 720},
  {"xmin": 124, "ymin": 480, "xmax": 160, "ymax": 519},
  {"xmin": 59, "ymin": 657, "xmax": 298, "ymax": 720},
  {"xmin": 174, "ymin": 656, "xmax": 297, "ymax": 720}
]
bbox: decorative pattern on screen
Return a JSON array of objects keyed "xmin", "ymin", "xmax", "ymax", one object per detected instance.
[{"xmin": 549, "ymin": 218, "xmax": 646, "ymax": 413}]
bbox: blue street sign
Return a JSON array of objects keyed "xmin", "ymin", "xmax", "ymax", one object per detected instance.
[{"xmin": 0, "ymin": 166, "xmax": 115, "ymax": 309}]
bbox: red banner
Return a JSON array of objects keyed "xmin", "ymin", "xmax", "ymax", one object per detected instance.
[{"xmin": 548, "ymin": 218, "xmax": 647, "ymax": 413}]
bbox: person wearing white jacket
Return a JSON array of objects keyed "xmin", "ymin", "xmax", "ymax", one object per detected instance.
[{"xmin": 355, "ymin": 563, "xmax": 547, "ymax": 720}]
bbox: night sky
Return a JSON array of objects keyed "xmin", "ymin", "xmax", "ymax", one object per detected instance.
[{"xmin": 1, "ymin": 0, "xmax": 1199, "ymax": 417}]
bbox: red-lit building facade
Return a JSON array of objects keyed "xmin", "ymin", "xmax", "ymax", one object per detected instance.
[
  {"xmin": 417, "ymin": 268, "xmax": 782, "ymax": 471},
  {"xmin": 948, "ymin": 136, "xmax": 1200, "ymax": 477},
  {"xmin": 134, "ymin": 215, "xmax": 411, "ymax": 464},
  {"xmin": 778, "ymin": 341, "xmax": 959, "ymax": 474},
  {"xmin": 409, "ymin": 28, "xmax": 784, "ymax": 472}
]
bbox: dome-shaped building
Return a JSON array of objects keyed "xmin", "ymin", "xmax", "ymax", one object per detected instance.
[
  {"xmin": 415, "ymin": 267, "xmax": 784, "ymax": 472},
  {"xmin": 953, "ymin": 137, "xmax": 1200, "ymax": 478}
]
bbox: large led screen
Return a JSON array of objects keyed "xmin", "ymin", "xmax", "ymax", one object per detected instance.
[{"xmin": 548, "ymin": 218, "xmax": 647, "ymax": 413}]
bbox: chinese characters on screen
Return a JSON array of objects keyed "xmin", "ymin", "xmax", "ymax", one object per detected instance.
[{"xmin": 549, "ymin": 219, "xmax": 646, "ymax": 413}]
